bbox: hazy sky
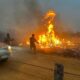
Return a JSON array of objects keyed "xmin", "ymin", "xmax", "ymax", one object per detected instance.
[
  {"xmin": 0, "ymin": 0, "xmax": 80, "ymax": 32},
  {"xmin": 37, "ymin": 0, "xmax": 80, "ymax": 32}
]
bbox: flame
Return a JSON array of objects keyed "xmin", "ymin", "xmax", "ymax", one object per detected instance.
[
  {"xmin": 26, "ymin": 10, "xmax": 74, "ymax": 49},
  {"xmin": 38, "ymin": 24, "xmax": 62, "ymax": 48},
  {"xmin": 44, "ymin": 10, "xmax": 56, "ymax": 20},
  {"xmin": 38, "ymin": 10, "xmax": 62, "ymax": 48}
]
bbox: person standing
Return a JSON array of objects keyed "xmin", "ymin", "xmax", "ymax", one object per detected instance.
[
  {"xmin": 4, "ymin": 33, "xmax": 11, "ymax": 45},
  {"xmin": 4, "ymin": 33, "xmax": 14, "ymax": 45},
  {"xmin": 30, "ymin": 34, "xmax": 37, "ymax": 53}
]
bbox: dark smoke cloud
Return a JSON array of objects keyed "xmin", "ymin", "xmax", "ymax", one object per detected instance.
[{"xmin": 0, "ymin": 0, "xmax": 42, "ymax": 43}]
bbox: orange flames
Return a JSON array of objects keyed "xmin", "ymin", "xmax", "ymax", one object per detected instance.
[
  {"xmin": 38, "ymin": 10, "xmax": 62, "ymax": 48},
  {"xmin": 26, "ymin": 10, "xmax": 74, "ymax": 49}
]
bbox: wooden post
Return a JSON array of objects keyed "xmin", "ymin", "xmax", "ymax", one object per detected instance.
[{"xmin": 54, "ymin": 63, "xmax": 64, "ymax": 80}]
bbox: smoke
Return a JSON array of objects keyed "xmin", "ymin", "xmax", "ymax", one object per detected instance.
[{"xmin": 0, "ymin": 0, "xmax": 42, "ymax": 43}]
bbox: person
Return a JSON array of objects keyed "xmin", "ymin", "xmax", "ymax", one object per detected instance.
[
  {"xmin": 30, "ymin": 34, "xmax": 37, "ymax": 53},
  {"xmin": 4, "ymin": 33, "xmax": 14, "ymax": 45},
  {"xmin": 4, "ymin": 33, "xmax": 11, "ymax": 45}
]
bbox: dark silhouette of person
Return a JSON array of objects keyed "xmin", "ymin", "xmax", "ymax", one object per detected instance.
[
  {"xmin": 30, "ymin": 34, "xmax": 37, "ymax": 53},
  {"xmin": 4, "ymin": 33, "xmax": 14, "ymax": 45},
  {"xmin": 4, "ymin": 33, "xmax": 11, "ymax": 45}
]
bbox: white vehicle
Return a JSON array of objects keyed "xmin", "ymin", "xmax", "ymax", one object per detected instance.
[{"xmin": 0, "ymin": 42, "xmax": 11, "ymax": 61}]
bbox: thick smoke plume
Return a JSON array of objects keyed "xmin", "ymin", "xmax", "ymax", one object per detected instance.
[{"xmin": 0, "ymin": 0, "xmax": 42, "ymax": 43}]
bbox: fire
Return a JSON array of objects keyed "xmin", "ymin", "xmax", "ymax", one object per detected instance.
[
  {"xmin": 26, "ymin": 10, "xmax": 74, "ymax": 49},
  {"xmin": 38, "ymin": 10, "xmax": 62, "ymax": 48},
  {"xmin": 38, "ymin": 23, "xmax": 62, "ymax": 48},
  {"xmin": 44, "ymin": 10, "xmax": 56, "ymax": 19}
]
